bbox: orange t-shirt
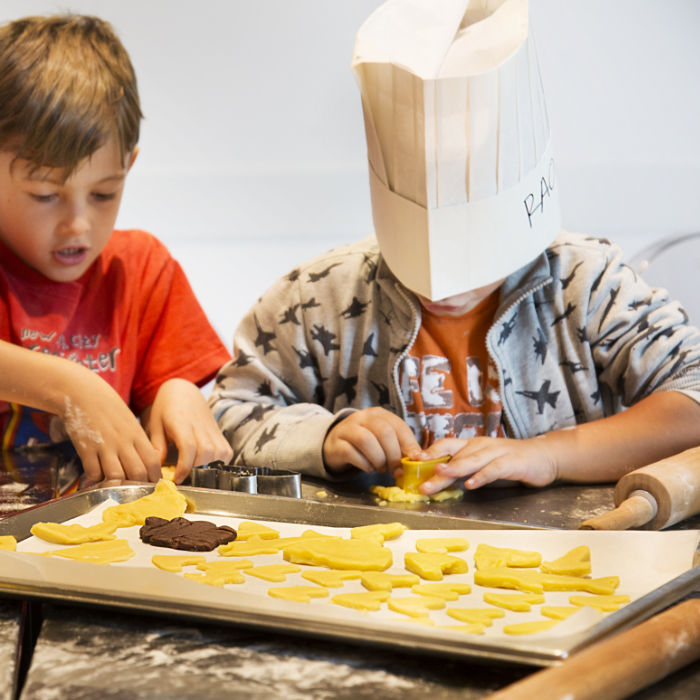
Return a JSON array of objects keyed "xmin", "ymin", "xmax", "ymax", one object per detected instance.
[{"xmin": 399, "ymin": 290, "xmax": 504, "ymax": 447}]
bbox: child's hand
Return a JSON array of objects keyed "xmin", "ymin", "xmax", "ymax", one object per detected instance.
[
  {"xmin": 323, "ymin": 407, "xmax": 422, "ymax": 475},
  {"xmin": 59, "ymin": 374, "xmax": 162, "ymax": 483},
  {"xmin": 143, "ymin": 378, "xmax": 233, "ymax": 483},
  {"xmin": 418, "ymin": 436, "xmax": 558, "ymax": 494}
]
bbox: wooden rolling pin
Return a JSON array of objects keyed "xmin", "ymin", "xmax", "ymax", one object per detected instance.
[
  {"xmin": 580, "ymin": 446, "xmax": 700, "ymax": 530},
  {"xmin": 483, "ymin": 598, "xmax": 700, "ymax": 700}
]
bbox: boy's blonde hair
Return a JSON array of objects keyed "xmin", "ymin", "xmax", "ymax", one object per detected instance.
[{"xmin": 0, "ymin": 14, "xmax": 142, "ymax": 176}]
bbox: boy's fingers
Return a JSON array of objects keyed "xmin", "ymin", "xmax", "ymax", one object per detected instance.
[{"xmin": 78, "ymin": 451, "xmax": 103, "ymax": 483}]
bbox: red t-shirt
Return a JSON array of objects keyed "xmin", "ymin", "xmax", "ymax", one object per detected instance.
[
  {"xmin": 0, "ymin": 230, "xmax": 231, "ymax": 448},
  {"xmin": 400, "ymin": 290, "xmax": 504, "ymax": 448}
]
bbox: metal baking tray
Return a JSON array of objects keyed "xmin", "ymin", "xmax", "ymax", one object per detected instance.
[{"xmin": 1, "ymin": 485, "xmax": 699, "ymax": 667}]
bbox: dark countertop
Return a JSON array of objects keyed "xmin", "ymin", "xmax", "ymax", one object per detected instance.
[{"xmin": 2, "ymin": 448, "xmax": 700, "ymax": 699}]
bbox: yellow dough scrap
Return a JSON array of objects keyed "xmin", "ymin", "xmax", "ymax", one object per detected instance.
[
  {"xmin": 411, "ymin": 583, "xmax": 471, "ymax": 600},
  {"xmin": 540, "ymin": 545, "xmax": 591, "ymax": 577},
  {"xmin": 440, "ymin": 623, "xmax": 486, "ymax": 635},
  {"xmin": 504, "ymin": 619, "xmax": 560, "ymax": 635},
  {"xmin": 361, "ymin": 572, "xmax": 420, "ymax": 591},
  {"xmin": 245, "ymin": 564, "xmax": 302, "ymax": 582},
  {"xmin": 540, "ymin": 606, "xmax": 582, "ymax": 620},
  {"xmin": 218, "ymin": 531, "xmax": 335, "ymax": 557},
  {"xmin": 101, "ymin": 480, "xmax": 187, "ymax": 527},
  {"xmin": 569, "ymin": 594, "xmax": 631, "ymax": 612},
  {"xmin": 331, "ymin": 591, "xmax": 390, "ymax": 612},
  {"xmin": 446, "ymin": 607, "xmax": 505, "ymax": 625},
  {"xmin": 474, "ymin": 567, "xmax": 620, "ymax": 595},
  {"xmin": 268, "ymin": 586, "xmax": 329, "ymax": 603},
  {"xmin": 284, "ymin": 538, "xmax": 392, "ymax": 571},
  {"xmin": 0, "ymin": 535, "xmax": 17, "ymax": 551},
  {"xmin": 160, "ymin": 466, "xmax": 176, "ymax": 481},
  {"xmin": 415, "ymin": 537, "xmax": 469, "ymax": 554},
  {"xmin": 184, "ymin": 570, "xmax": 245, "ymax": 586},
  {"xmin": 483, "ymin": 592, "xmax": 545, "ymax": 612},
  {"xmin": 404, "ymin": 552, "xmax": 468, "ymax": 580},
  {"xmin": 197, "ymin": 559, "xmax": 253, "ymax": 573},
  {"xmin": 370, "ymin": 485, "xmax": 428, "ymax": 503},
  {"xmin": 51, "ymin": 539, "xmax": 134, "ymax": 565},
  {"xmin": 236, "ymin": 521, "xmax": 280, "ymax": 541},
  {"xmin": 30, "ymin": 521, "xmax": 118, "ymax": 545},
  {"xmin": 301, "ymin": 570, "xmax": 363, "ymax": 587},
  {"xmin": 350, "ymin": 522, "xmax": 407, "ymax": 545},
  {"xmin": 474, "ymin": 543, "xmax": 542, "ymax": 570},
  {"xmin": 151, "ymin": 554, "xmax": 207, "ymax": 572},
  {"xmin": 388, "ymin": 595, "xmax": 446, "ymax": 617}
]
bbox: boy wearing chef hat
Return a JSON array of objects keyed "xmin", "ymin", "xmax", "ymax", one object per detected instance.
[
  {"xmin": 0, "ymin": 14, "xmax": 232, "ymax": 483},
  {"xmin": 211, "ymin": 0, "xmax": 700, "ymax": 494}
]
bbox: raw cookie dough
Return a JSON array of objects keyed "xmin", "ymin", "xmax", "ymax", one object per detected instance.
[
  {"xmin": 236, "ymin": 521, "xmax": 280, "ymax": 540},
  {"xmin": 474, "ymin": 543, "xmax": 542, "ymax": 570},
  {"xmin": 388, "ymin": 595, "xmax": 446, "ymax": 617},
  {"xmin": 415, "ymin": 537, "xmax": 469, "ymax": 554},
  {"xmin": 350, "ymin": 522, "xmax": 407, "ymax": 544},
  {"xmin": 540, "ymin": 606, "xmax": 582, "ymax": 620},
  {"xmin": 218, "ymin": 531, "xmax": 335, "ymax": 557},
  {"xmin": 569, "ymin": 594, "xmax": 631, "ymax": 612},
  {"xmin": 102, "ymin": 479, "xmax": 187, "ymax": 527},
  {"xmin": 474, "ymin": 567, "xmax": 620, "ymax": 595},
  {"xmin": 151, "ymin": 554, "xmax": 206, "ymax": 572},
  {"xmin": 445, "ymin": 608, "xmax": 505, "ymax": 625},
  {"xmin": 0, "ymin": 535, "xmax": 17, "ymax": 551},
  {"xmin": 301, "ymin": 570, "xmax": 363, "ymax": 587},
  {"xmin": 284, "ymin": 538, "xmax": 393, "ymax": 571},
  {"xmin": 246, "ymin": 564, "xmax": 302, "ymax": 582},
  {"xmin": 404, "ymin": 552, "xmax": 468, "ymax": 580},
  {"xmin": 411, "ymin": 583, "xmax": 471, "ymax": 600},
  {"xmin": 483, "ymin": 592, "xmax": 545, "ymax": 612},
  {"xmin": 184, "ymin": 570, "xmax": 245, "ymax": 586},
  {"xmin": 540, "ymin": 545, "xmax": 591, "ymax": 576},
  {"xmin": 331, "ymin": 591, "xmax": 390, "ymax": 612},
  {"xmin": 440, "ymin": 623, "xmax": 486, "ymax": 635},
  {"xmin": 268, "ymin": 586, "xmax": 330, "ymax": 603},
  {"xmin": 51, "ymin": 539, "xmax": 135, "ymax": 565},
  {"xmin": 361, "ymin": 572, "xmax": 420, "ymax": 591},
  {"xmin": 370, "ymin": 485, "xmax": 463, "ymax": 504},
  {"xmin": 139, "ymin": 516, "xmax": 237, "ymax": 551},
  {"xmin": 503, "ymin": 619, "xmax": 560, "ymax": 635},
  {"xmin": 30, "ymin": 521, "xmax": 118, "ymax": 545}
]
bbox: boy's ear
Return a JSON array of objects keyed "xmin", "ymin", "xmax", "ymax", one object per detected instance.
[{"xmin": 127, "ymin": 147, "xmax": 139, "ymax": 171}]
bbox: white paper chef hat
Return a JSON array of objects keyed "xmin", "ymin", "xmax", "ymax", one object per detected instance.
[{"xmin": 352, "ymin": 0, "xmax": 561, "ymax": 301}]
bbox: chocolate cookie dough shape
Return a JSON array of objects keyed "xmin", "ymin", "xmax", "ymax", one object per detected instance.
[{"xmin": 139, "ymin": 516, "xmax": 237, "ymax": 551}]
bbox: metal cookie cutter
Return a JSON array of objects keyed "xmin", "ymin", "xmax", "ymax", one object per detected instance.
[
  {"xmin": 218, "ymin": 465, "xmax": 257, "ymax": 494},
  {"xmin": 190, "ymin": 462, "xmax": 221, "ymax": 489},
  {"xmin": 255, "ymin": 467, "xmax": 302, "ymax": 498}
]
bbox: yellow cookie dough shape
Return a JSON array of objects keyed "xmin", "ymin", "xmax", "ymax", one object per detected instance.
[
  {"xmin": 350, "ymin": 522, "xmax": 407, "ymax": 545},
  {"xmin": 236, "ymin": 521, "xmax": 280, "ymax": 541},
  {"xmin": 102, "ymin": 480, "xmax": 187, "ymax": 528},
  {"xmin": 569, "ymin": 594, "xmax": 631, "ymax": 612},
  {"xmin": 415, "ymin": 537, "xmax": 469, "ymax": 554},
  {"xmin": 284, "ymin": 538, "xmax": 392, "ymax": 571},
  {"xmin": 197, "ymin": 559, "xmax": 254, "ymax": 573},
  {"xmin": 483, "ymin": 592, "xmax": 545, "ymax": 612},
  {"xmin": 245, "ymin": 564, "xmax": 302, "ymax": 582},
  {"xmin": 0, "ymin": 535, "xmax": 17, "ymax": 551},
  {"xmin": 504, "ymin": 619, "xmax": 560, "ymax": 635},
  {"xmin": 51, "ymin": 539, "xmax": 135, "ymax": 565},
  {"xmin": 331, "ymin": 591, "xmax": 390, "ymax": 612},
  {"xmin": 474, "ymin": 543, "xmax": 542, "ymax": 570},
  {"xmin": 440, "ymin": 623, "xmax": 486, "ymax": 635},
  {"xmin": 268, "ymin": 586, "xmax": 330, "ymax": 603},
  {"xmin": 445, "ymin": 608, "xmax": 505, "ymax": 625},
  {"xmin": 370, "ymin": 485, "xmax": 428, "ymax": 504},
  {"xmin": 361, "ymin": 572, "xmax": 420, "ymax": 591},
  {"xmin": 404, "ymin": 552, "xmax": 468, "ymax": 581},
  {"xmin": 388, "ymin": 595, "xmax": 446, "ymax": 617},
  {"xmin": 301, "ymin": 570, "xmax": 363, "ymax": 588},
  {"xmin": 540, "ymin": 545, "xmax": 591, "ymax": 577},
  {"xmin": 152, "ymin": 554, "xmax": 207, "ymax": 572},
  {"xmin": 411, "ymin": 583, "xmax": 472, "ymax": 600},
  {"xmin": 184, "ymin": 570, "xmax": 245, "ymax": 586},
  {"xmin": 540, "ymin": 606, "xmax": 582, "ymax": 620},
  {"xmin": 218, "ymin": 531, "xmax": 335, "ymax": 557},
  {"xmin": 474, "ymin": 567, "xmax": 620, "ymax": 595},
  {"xmin": 30, "ymin": 521, "xmax": 118, "ymax": 545}
]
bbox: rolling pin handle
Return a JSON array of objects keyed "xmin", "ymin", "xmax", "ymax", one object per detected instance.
[{"xmin": 579, "ymin": 490, "xmax": 658, "ymax": 530}]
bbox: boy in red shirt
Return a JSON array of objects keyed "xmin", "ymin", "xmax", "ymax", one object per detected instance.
[{"xmin": 0, "ymin": 14, "xmax": 232, "ymax": 483}]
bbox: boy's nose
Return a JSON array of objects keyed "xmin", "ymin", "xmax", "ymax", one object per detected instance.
[{"xmin": 58, "ymin": 207, "xmax": 91, "ymax": 238}]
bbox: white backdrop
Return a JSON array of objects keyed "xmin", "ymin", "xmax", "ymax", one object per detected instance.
[{"xmin": 1, "ymin": 0, "xmax": 699, "ymax": 346}]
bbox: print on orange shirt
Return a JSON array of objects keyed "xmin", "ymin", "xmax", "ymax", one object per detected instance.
[{"xmin": 399, "ymin": 291, "xmax": 504, "ymax": 448}]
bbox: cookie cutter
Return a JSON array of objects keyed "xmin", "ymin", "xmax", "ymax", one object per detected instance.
[
  {"xmin": 190, "ymin": 463, "xmax": 220, "ymax": 489},
  {"xmin": 189, "ymin": 462, "xmax": 301, "ymax": 498},
  {"xmin": 218, "ymin": 465, "xmax": 257, "ymax": 494},
  {"xmin": 255, "ymin": 467, "xmax": 302, "ymax": 498}
]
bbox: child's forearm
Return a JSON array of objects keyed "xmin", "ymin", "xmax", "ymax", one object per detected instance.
[{"xmin": 544, "ymin": 391, "xmax": 700, "ymax": 483}]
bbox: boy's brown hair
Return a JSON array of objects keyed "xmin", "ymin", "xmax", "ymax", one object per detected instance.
[{"xmin": 0, "ymin": 14, "xmax": 142, "ymax": 176}]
